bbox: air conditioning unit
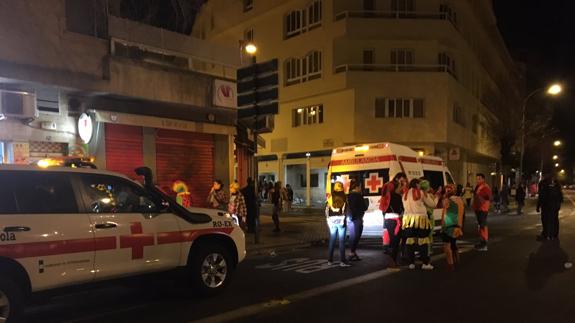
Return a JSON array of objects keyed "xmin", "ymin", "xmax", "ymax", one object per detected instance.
[{"xmin": 0, "ymin": 90, "xmax": 38, "ymax": 120}]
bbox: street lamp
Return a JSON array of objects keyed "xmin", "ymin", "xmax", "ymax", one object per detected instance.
[
  {"xmin": 553, "ymin": 155, "xmax": 559, "ymax": 160},
  {"xmin": 245, "ymin": 43, "xmax": 257, "ymax": 56},
  {"xmin": 518, "ymin": 83, "xmax": 563, "ymax": 184},
  {"xmin": 555, "ymin": 163, "xmax": 560, "ymax": 168},
  {"xmin": 554, "ymin": 140, "xmax": 562, "ymax": 147}
]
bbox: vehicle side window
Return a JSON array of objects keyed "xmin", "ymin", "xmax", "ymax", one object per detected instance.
[
  {"xmin": 423, "ymin": 170, "xmax": 444, "ymax": 190},
  {"xmin": 3, "ymin": 171, "xmax": 78, "ymax": 214},
  {"xmin": 445, "ymin": 172, "xmax": 455, "ymax": 185},
  {"xmin": 80, "ymin": 175, "xmax": 158, "ymax": 214},
  {"xmin": 0, "ymin": 173, "xmax": 19, "ymax": 214}
]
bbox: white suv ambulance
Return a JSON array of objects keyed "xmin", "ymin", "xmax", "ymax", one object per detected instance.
[
  {"xmin": 326, "ymin": 142, "xmax": 455, "ymax": 236},
  {"xmin": 0, "ymin": 165, "xmax": 245, "ymax": 322}
]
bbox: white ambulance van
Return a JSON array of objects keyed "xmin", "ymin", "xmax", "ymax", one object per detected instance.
[
  {"xmin": 326, "ymin": 142, "xmax": 456, "ymax": 237},
  {"xmin": 0, "ymin": 165, "xmax": 245, "ymax": 322}
]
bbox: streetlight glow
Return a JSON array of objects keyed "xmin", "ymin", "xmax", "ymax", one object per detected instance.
[
  {"xmin": 560, "ymin": 169, "xmax": 566, "ymax": 174},
  {"xmin": 555, "ymin": 163, "xmax": 560, "ymax": 167},
  {"xmin": 553, "ymin": 155, "xmax": 558, "ymax": 160},
  {"xmin": 554, "ymin": 140, "xmax": 562, "ymax": 147},
  {"xmin": 547, "ymin": 84, "xmax": 563, "ymax": 95},
  {"xmin": 245, "ymin": 43, "xmax": 257, "ymax": 55}
]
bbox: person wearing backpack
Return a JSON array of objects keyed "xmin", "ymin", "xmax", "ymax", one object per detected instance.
[
  {"xmin": 326, "ymin": 181, "xmax": 350, "ymax": 267},
  {"xmin": 537, "ymin": 176, "xmax": 564, "ymax": 240}
]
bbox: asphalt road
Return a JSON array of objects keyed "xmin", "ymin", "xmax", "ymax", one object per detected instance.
[{"xmin": 24, "ymin": 191, "xmax": 575, "ymax": 323}]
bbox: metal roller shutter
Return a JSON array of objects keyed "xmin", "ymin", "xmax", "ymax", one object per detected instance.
[
  {"xmin": 155, "ymin": 129, "xmax": 214, "ymax": 208},
  {"xmin": 105, "ymin": 124, "xmax": 143, "ymax": 179}
]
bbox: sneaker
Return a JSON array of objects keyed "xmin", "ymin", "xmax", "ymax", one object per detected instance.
[
  {"xmin": 340, "ymin": 262, "xmax": 351, "ymax": 268},
  {"xmin": 422, "ymin": 264, "xmax": 434, "ymax": 271},
  {"xmin": 476, "ymin": 245, "xmax": 488, "ymax": 252},
  {"xmin": 408, "ymin": 264, "xmax": 416, "ymax": 270}
]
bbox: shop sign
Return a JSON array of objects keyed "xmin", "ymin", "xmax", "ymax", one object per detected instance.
[
  {"xmin": 213, "ymin": 79, "xmax": 237, "ymax": 108},
  {"xmin": 78, "ymin": 113, "xmax": 94, "ymax": 144},
  {"xmin": 11, "ymin": 142, "xmax": 29, "ymax": 165}
]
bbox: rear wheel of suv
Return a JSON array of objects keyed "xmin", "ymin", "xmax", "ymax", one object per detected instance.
[
  {"xmin": 188, "ymin": 243, "xmax": 234, "ymax": 296},
  {"xmin": 0, "ymin": 275, "xmax": 25, "ymax": 323}
]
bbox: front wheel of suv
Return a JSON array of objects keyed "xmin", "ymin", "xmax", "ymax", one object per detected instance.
[{"xmin": 188, "ymin": 243, "xmax": 234, "ymax": 297}]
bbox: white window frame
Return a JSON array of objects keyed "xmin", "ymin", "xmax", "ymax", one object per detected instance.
[
  {"xmin": 285, "ymin": 0, "xmax": 322, "ymax": 39},
  {"xmin": 439, "ymin": 52, "xmax": 456, "ymax": 76},
  {"xmin": 391, "ymin": 49, "xmax": 414, "ymax": 66},
  {"xmin": 293, "ymin": 105, "xmax": 324, "ymax": 127},
  {"xmin": 284, "ymin": 51, "xmax": 322, "ymax": 86},
  {"xmin": 375, "ymin": 98, "xmax": 424, "ymax": 118}
]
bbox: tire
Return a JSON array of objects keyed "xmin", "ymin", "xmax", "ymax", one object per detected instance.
[
  {"xmin": 188, "ymin": 243, "xmax": 234, "ymax": 296},
  {"xmin": 0, "ymin": 275, "xmax": 25, "ymax": 323}
]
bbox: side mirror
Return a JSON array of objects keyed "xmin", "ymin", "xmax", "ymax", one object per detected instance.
[{"xmin": 135, "ymin": 167, "xmax": 154, "ymax": 188}]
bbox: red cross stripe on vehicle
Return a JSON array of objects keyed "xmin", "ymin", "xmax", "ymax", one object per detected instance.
[
  {"xmin": 365, "ymin": 173, "xmax": 383, "ymax": 193},
  {"xmin": 120, "ymin": 222, "xmax": 155, "ymax": 260}
]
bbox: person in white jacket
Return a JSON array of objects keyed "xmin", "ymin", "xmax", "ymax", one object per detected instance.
[{"xmin": 402, "ymin": 178, "xmax": 438, "ymax": 270}]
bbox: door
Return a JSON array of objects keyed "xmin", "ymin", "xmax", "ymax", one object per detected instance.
[
  {"xmin": 0, "ymin": 171, "xmax": 95, "ymax": 291},
  {"xmin": 77, "ymin": 174, "xmax": 181, "ymax": 280},
  {"xmin": 105, "ymin": 124, "xmax": 143, "ymax": 179},
  {"xmin": 155, "ymin": 129, "xmax": 214, "ymax": 208}
]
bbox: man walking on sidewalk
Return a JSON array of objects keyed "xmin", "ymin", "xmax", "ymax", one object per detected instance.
[{"xmin": 473, "ymin": 173, "xmax": 492, "ymax": 251}]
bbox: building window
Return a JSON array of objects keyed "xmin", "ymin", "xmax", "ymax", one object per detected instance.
[
  {"xmin": 292, "ymin": 105, "xmax": 324, "ymax": 127},
  {"xmin": 440, "ymin": 3, "xmax": 457, "ymax": 25},
  {"xmin": 453, "ymin": 103, "xmax": 465, "ymax": 126},
  {"xmin": 244, "ymin": 28, "xmax": 254, "ymax": 42},
  {"xmin": 284, "ymin": 51, "xmax": 322, "ymax": 86},
  {"xmin": 308, "ymin": 0, "xmax": 322, "ymax": 29},
  {"xmin": 392, "ymin": 0, "xmax": 415, "ymax": 13},
  {"xmin": 243, "ymin": 0, "xmax": 254, "ymax": 12},
  {"xmin": 363, "ymin": 0, "xmax": 375, "ymax": 10},
  {"xmin": 65, "ymin": 0, "xmax": 108, "ymax": 38},
  {"xmin": 438, "ymin": 52, "xmax": 456, "ymax": 77},
  {"xmin": 300, "ymin": 173, "xmax": 319, "ymax": 188},
  {"xmin": 363, "ymin": 49, "xmax": 375, "ymax": 65},
  {"xmin": 391, "ymin": 49, "xmax": 414, "ymax": 66},
  {"xmin": 285, "ymin": 1, "xmax": 322, "ymax": 39},
  {"xmin": 375, "ymin": 98, "xmax": 424, "ymax": 118}
]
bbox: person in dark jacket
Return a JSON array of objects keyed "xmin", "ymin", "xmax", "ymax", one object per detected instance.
[
  {"xmin": 515, "ymin": 183, "xmax": 526, "ymax": 215},
  {"xmin": 537, "ymin": 177, "xmax": 564, "ymax": 240},
  {"xmin": 326, "ymin": 181, "xmax": 350, "ymax": 267},
  {"xmin": 271, "ymin": 181, "xmax": 283, "ymax": 232},
  {"xmin": 241, "ymin": 178, "xmax": 258, "ymax": 233},
  {"xmin": 347, "ymin": 179, "xmax": 368, "ymax": 261}
]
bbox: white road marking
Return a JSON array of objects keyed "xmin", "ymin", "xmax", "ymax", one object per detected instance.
[{"xmin": 190, "ymin": 248, "xmax": 473, "ymax": 323}]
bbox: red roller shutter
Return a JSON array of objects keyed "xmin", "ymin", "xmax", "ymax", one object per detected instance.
[
  {"xmin": 105, "ymin": 124, "xmax": 143, "ymax": 179},
  {"xmin": 156, "ymin": 129, "xmax": 214, "ymax": 208}
]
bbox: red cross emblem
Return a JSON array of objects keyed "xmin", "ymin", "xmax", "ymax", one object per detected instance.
[
  {"xmin": 120, "ymin": 222, "xmax": 155, "ymax": 260},
  {"xmin": 365, "ymin": 173, "xmax": 383, "ymax": 194}
]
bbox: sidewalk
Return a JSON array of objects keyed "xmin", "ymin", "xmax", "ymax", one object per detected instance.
[{"xmin": 246, "ymin": 208, "xmax": 328, "ymax": 256}]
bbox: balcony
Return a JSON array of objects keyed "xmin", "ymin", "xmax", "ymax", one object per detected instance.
[
  {"xmin": 334, "ymin": 63, "xmax": 457, "ymax": 79},
  {"xmin": 334, "ymin": 10, "xmax": 458, "ymax": 30}
]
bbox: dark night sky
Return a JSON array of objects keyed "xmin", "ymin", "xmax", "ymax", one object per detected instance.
[{"xmin": 493, "ymin": 0, "xmax": 575, "ymax": 173}]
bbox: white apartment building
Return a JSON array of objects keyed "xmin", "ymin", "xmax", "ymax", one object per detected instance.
[{"xmin": 195, "ymin": 0, "xmax": 524, "ymax": 205}]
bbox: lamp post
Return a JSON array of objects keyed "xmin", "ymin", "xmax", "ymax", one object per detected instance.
[
  {"xmin": 518, "ymin": 83, "xmax": 562, "ymax": 184},
  {"xmin": 244, "ymin": 42, "xmax": 259, "ymax": 243}
]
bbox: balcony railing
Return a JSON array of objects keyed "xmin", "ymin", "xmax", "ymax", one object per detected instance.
[
  {"xmin": 334, "ymin": 10, "xmax": 457, "ymax": 29},
  {"xmin": 334, "ymin": 63, "xmax": 456, "ymax": 77}
]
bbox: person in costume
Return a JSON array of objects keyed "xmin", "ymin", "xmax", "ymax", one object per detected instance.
[
  {"xmin": 441, "ymin": 184, "xmax": 464, "ymax": 271},
  {"xmin": 402, "ymin": 178, "xmax": 437, "ymax": 270},
  {"xmin": 380, "ymin": 172, "xmax": 407, "ymax": 267},
  {"xmin": 419, "ymin": 179, "xmax": 440, "ymax": 256},
  {"xmin": 473, "ymin": 173, "xmax": 492, "ymax": 251},
  {"xmin": 228, "ymin": 182, "xmax": 247, "ymax": 230},
  {"xmin": 326, "ymin": 181, "xmax": 350, "ymax": 267}
]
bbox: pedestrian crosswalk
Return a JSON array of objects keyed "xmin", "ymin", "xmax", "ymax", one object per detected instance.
[{"xmin": 357, "ymin": 237, "xmax": 476, "ymax": 250}]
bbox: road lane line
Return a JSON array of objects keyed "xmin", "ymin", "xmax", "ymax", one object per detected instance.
[{"xmin": 190, "ymin": 248, "xmax": 473, "ymax": 323}]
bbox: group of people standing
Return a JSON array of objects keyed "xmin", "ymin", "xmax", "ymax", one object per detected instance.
[
  {"xmin": 326, "ymin": 172, "xmax": 493, "ymax": 271},
  {"xmin": 207, "ymin": 178, "xmax": 295, "ymax": 233}
]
